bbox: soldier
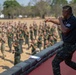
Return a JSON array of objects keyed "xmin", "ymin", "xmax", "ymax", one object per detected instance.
[
  {"xmin": 53, "ymin": 32, "xmax": 58, "ymax": 44},
  {"xmin": 18, "ymin": 30, "xmax": 24, "ymax": 53},
  {"xmin": 33, "ymin": 23, "xmax": 38, "ymax": 39},
  {"xmin": 45, "ymin": 40, "xmax": 51, "ymax": 49},
  {"xmin": 24, "ymin": 27, "xmax": 27, "ymax": 45},
  {"xmin": 0, "ymin": 34, "xmax": 6, "ymax": 59},
  {"xmin": 43, "ymin": 31, "xmax": 48, "ymax": 49},
  {"xmin": 37, "ymin": 34, "xmax": 43, "ymax": 51},
  {"xmin": 7, "ymin": 29, "xmax": 13, "ymax": 52},
  {"xmin": 25, "ymin": 28, "xmax": 29, "ymax": 47},
  {"xmin": 13, "ymin": 36, "xmax": 21, "ymax": 65},
  {"xmin": 28, "ymin": 39, "xmax": 37, "ymax": 55},
  {"xmin": 50, "ymin": 25, "xmax": 56, "ymax": 36},
  {"xmin": 49, "ymin": 35, "xmax": 55, "ymax": 46},
  {"xmin": 38, "ymin": 27, "xmax": 42, "ymax": 36},
  {"xmin": 29, "ymin": 25, "xmax": 33, "ymax": 40}
]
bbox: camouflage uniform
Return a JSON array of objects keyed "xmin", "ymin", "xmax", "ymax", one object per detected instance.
[
  {"xmin": 34, "ymin": 25, "xmax": 38, "ymax": 39},
  {"xmin": 19, "ymin": 33, "xmax": 24, "ymax": 53},
  {"xmin": 7, "ymin": 32, "xmax": 13, "ymax": 52},
  {"xmin": 25, "ymin": 30, "xmax": 29, "ymax": 47},
  {"xmin": 30, "ymin": 27, "xmax": 33, "ymax": 40},
  {"xmin": 13, "ymin": 39, "xmax": 21, "ymax": 65},
  {"xmin": 37, "ymin": 34, "xmax": 42, "ymax": 51},
  {"xmin": 1, "ymin": 36, "xmax": 6, "ymax": 59}
]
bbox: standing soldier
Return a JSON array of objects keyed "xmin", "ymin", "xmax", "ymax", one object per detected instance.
[
  {"xmin": 25, "ymin": 28, "xmax": 29, "ymax": 47},
  {"xmin": 13, "ymin": 36, "xmax": 21, "ymax": 65},
  {"xmin": 50, "ymin": 25, "xmax": 56, "ymax": 36},
  {"xmin": 0, "ymin": 34, "xmax": 6, "ymax": 59},
  {"xmin": 33, "ymin": 23, "xmax": 38, "ymax": 39},
  {"xmin": 45, "ymin": 40, "xmax": 51, "ymax": 49},
  {"xmin": 30, "ymin": 25, "xmax": 33, "ymax": 41},
  {"xmin": 18, "ymin": 31, "xmax": 24, "ymax": 53},
  {"xmin": 49, "ymin": 36, "xmax": 55, "ymax": 46},
  {"xmin": 7, "ymin": 29, "xmax": 13, "ymax": 52},
  {"xmin": 53, "ymin": 32, "xmax": 58, "ymax": 44},
  {"xmin": 28, "ymin": 39, "xmax": 37, "ymax": 55},
  {"xmin": 43, "ymin": 31, "xmax": 48, "ymax": 49},
  {"xmin": 37, "ymin": 34, "xmax": 42, "ymax": 51}
]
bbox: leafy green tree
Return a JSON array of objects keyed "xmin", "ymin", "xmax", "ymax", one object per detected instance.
[
  {"xmin": 70, "ymin": 0, "xmax": 76, "ymax": 16},
  {"xmin": 3, "ymin": 0, "xmax": 21, "ymax": 18},
  {"xmin": 50, "ymin": 0, "xmax": 68, "ymax": 17},
  {"xmin": 35, "ymin": 0, "xmax": 51, "ymax": 18},
  {"xmin": 0, "ymin": 4, "xmax": 2, "ymax": 15}
]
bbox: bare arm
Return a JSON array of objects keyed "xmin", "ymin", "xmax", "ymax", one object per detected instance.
[
  {"xmin": 45, "ymin": 17, "xmax": 70, "ymax": 34},
  {"xmin": 45, "ymin": 18, "xmax": 60, "ymax": 25}
]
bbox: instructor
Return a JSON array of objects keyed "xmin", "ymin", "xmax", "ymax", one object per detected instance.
[{"xmin": 45, "ymin": 5, "xmax": 76, "ymax": 75}]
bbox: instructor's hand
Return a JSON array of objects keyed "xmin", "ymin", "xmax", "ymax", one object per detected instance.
[
  {"xmin": 45, "ymin": 18, "xmax": 50, "ymax": 23},
  {"xmin": 58, "ymin": 17, "xmax": 63, "ymax": 23}
]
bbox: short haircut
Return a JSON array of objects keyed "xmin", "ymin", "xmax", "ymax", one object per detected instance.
[{"xmin": 63, "ymin": 5, "xmax": 72, "ymax": 14}]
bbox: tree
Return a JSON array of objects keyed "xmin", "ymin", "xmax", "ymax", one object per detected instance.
[
  {"xmin": 3, "ymin": 0, "xmax": 21, "ymax": 18},
  {"xmin": 0, "ymin": 4, "xmax": 2, "ymax": 15},
  {"xmin": 70, "ymin": 0, "xmax": 76, "ymax": 16},
  {"xmin": 50, "ymin": 0, "xmax": 68, "ymax": 18},
  {"xmin": 35, "ymin": 0, "xmax": 51, "ymax": 18}
]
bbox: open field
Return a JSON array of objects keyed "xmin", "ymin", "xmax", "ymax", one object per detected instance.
[{"xmin": 0, "ymin": 19, "xmax": 60, "ymax": 73}]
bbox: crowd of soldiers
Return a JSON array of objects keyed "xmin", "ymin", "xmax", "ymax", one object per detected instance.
[{"xmin": 0, "ymin": 21, "xmax": 61, "ymax": 65}]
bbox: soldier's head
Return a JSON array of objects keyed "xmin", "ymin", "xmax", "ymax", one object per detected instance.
[
  {"xmin": 19, "ymin": 30, "xmax": 22, "ymax": 34},
  {"xmin": 14, "ymin": 36, "xmax": 17, "ymax": 40},
  {"xmin": 32, "ymin": 39, "xmax": 35, "ymax": 43},
  {"xmin": 50, "ymin": 36, "xmax": 53, "ymax": 40},
  {"xmin": 46, "ymin": 40, "xmax": 49, "ymax": 44},
  {"xmin": 40, "ymin": 34, "xmax": 42, "ymax": 36},
  {"xmin": 62, "ymin": 5, "xmax": 73, "ymax": 19},
  {"xmin": 1, "ymin": 34, "xmax": 4, "ymax": 37},
  {"xmin": 44, "ymin": 31, "xmax": 46, "ymax": 35}
]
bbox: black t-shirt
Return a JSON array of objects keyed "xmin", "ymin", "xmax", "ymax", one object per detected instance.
[{"xmin": 62, "ymin": 15, "xmax": 76, "ymax": 44}]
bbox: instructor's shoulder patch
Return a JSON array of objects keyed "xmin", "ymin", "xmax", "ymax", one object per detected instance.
[{"xmin": 66, "ymin": 23, "xmax": 71, "ymax": 27}]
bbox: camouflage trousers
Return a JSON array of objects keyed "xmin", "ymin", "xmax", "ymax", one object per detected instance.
[
  {"xmin": 52, "ymin": 43, "xmax": 76, "ymax": 75},
  {"xmin": 14, "ymin": 54, "xmax": 21, "ymax": 65}
]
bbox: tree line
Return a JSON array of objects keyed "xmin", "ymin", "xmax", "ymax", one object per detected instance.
[{"xmin": 0, "ymin": 0, "xmax": 76, "ymax": 19}]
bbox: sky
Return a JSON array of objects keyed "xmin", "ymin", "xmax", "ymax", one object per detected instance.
[
  {"xmin": 0, "ymin": 0, "xmax": 72, "ymax": 6},
  {"xmin": 0, "ymin": 0, "xmax": 31, "ymax": 6}
]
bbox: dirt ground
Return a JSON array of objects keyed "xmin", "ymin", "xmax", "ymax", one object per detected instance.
[{"xmin": 0, "ymin": 19, "xmax": 60, "ymax": 73}]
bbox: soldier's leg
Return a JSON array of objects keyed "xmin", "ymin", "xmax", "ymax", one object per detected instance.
[
  {"xmin": 19, "ymin": 40, "xmax": 23, "ymax": 53},
  {"xmin": 44, "ymin": 41, "xmax": 46, "ymax": 49},
  {"xmin": 1, "ymin": 49, "xmax": 5, "ymax": 59},
  {"xmin": 8, "ymin": 40, "xmax": 12, "ymax": 52},
  {"xmin": 1, "ymin": 44, "xmax": 5, "ymax": 59},
  {"xmin": 21, "ymin": 40, "xmax": 23, "ymax": 52},
  {"xmin": 32, "ymin": 49, "xmax": 36, "ymax": 55},
  {"xmin": 24, "ymin": 34, "xmax": 26, "ymax": 44},
  {"xmin": 27, "ymin": 39, "xmax": 29, "ymax": 47},
  {"xmin": 14, "ymin": 55, "xmax": 21, "ymax": 65},
  {"xmin": 39, "ymin": 44, "xmax": 42, "ymax": 51},
  {"xmin": 10, "ymin": 42, "xmax": 12, "ymax": 52}
]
